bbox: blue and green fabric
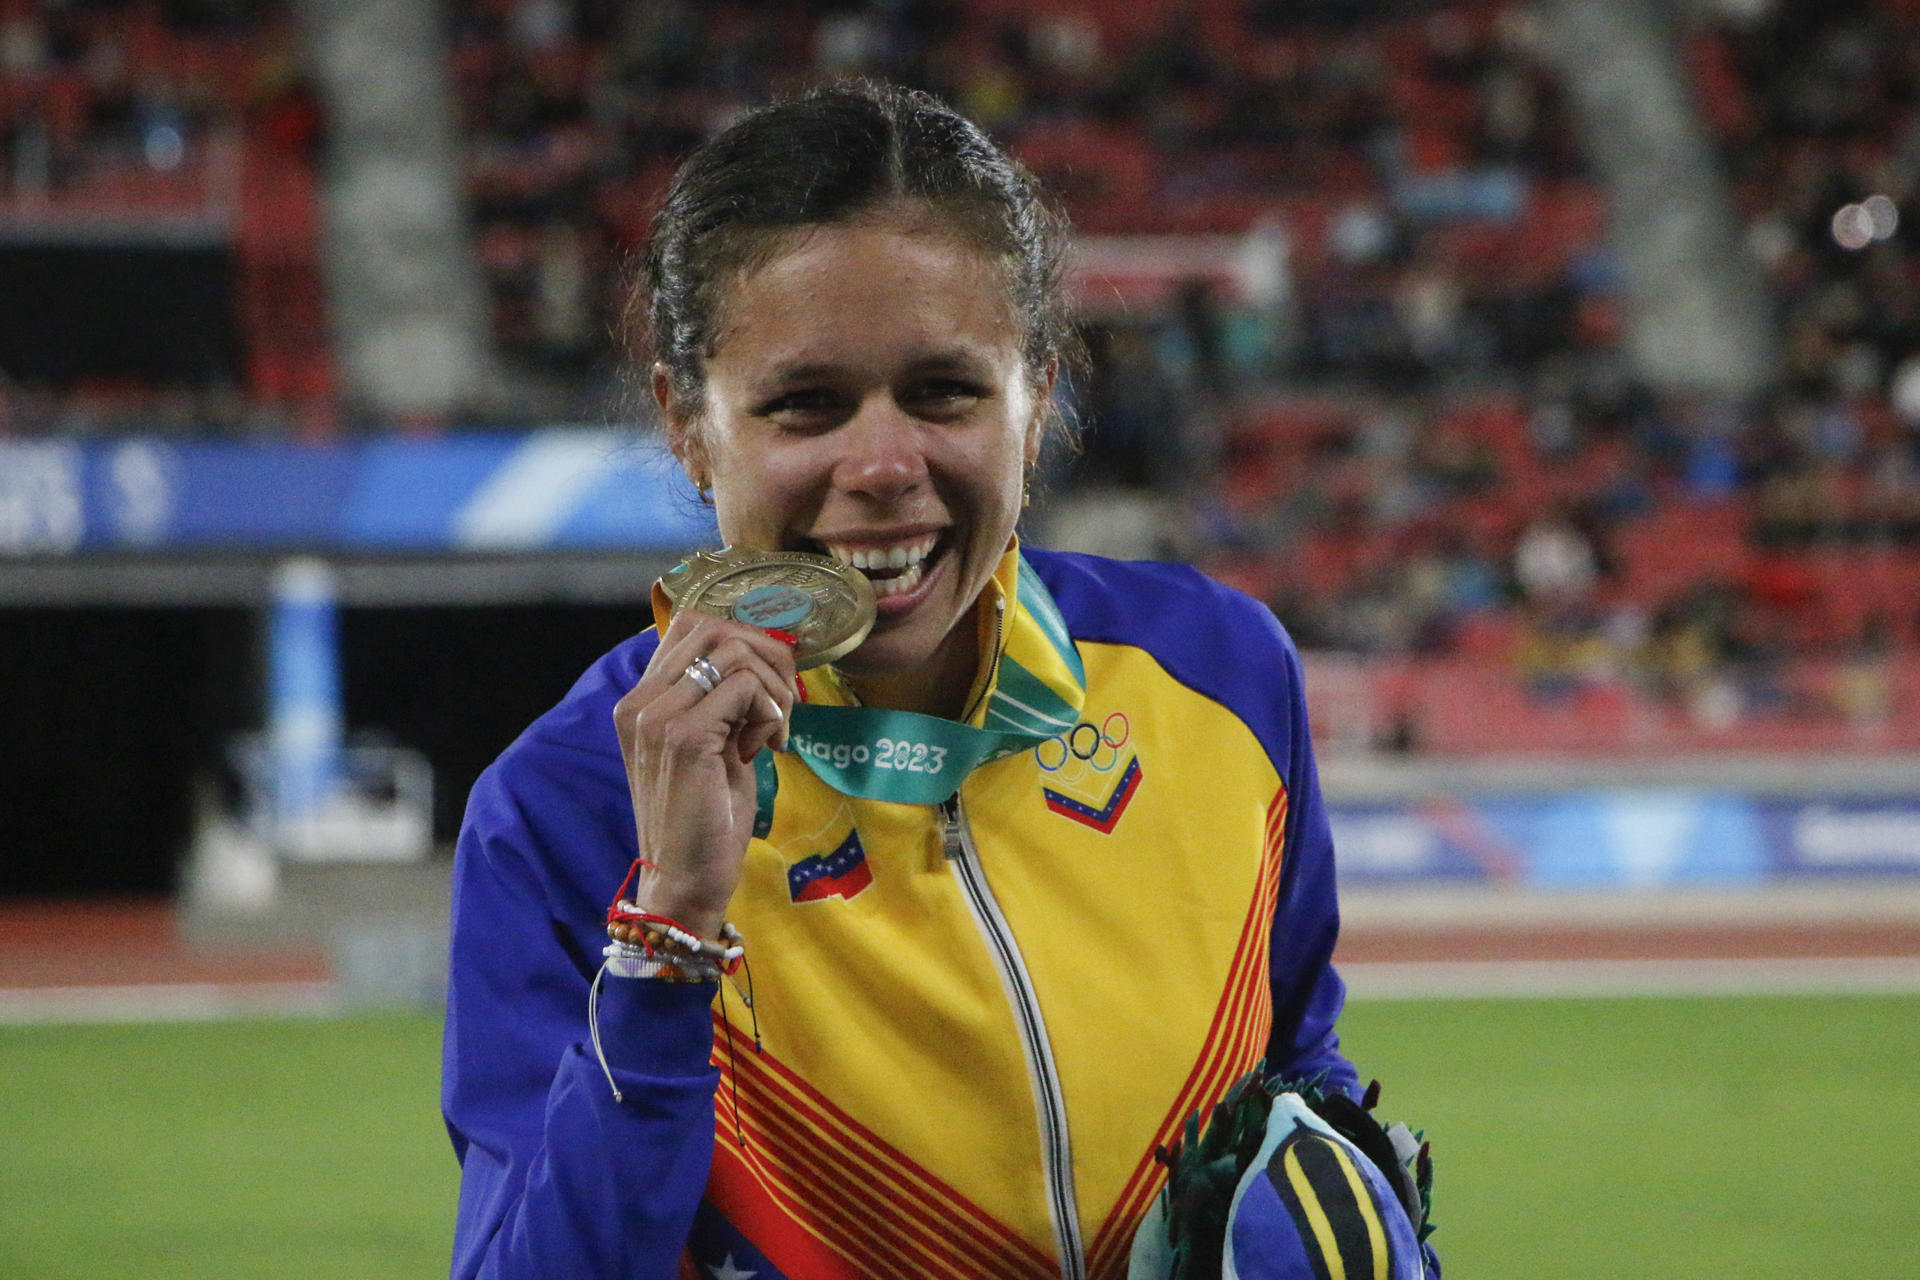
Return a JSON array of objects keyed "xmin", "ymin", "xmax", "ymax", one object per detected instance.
[{"xmin": 1129, "ymin": 1070, "xmax": 1438, "ymax": 1280}]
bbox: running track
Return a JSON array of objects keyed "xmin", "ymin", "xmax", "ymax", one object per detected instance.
[{"xmin": 5, "ymin": 886, "xmax": 1920, "ymax": 1024}]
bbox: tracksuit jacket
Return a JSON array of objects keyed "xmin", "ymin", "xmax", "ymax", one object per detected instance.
[{"xmin": 443, "ymin": 545, "xmax": 1358, "ymax": 1280}]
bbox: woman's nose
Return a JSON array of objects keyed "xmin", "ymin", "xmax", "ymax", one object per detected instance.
[{"xmin": 832, "ymin": 398, "xmax": 927, "ymax": 500}]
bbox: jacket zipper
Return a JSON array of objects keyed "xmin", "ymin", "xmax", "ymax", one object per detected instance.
[{"xmin": 940, "ymin": 793, "xmax": 1087, "ymax": 1280}]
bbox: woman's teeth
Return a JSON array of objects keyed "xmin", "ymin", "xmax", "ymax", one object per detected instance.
[
  {"xmin": 871, "ymin": 560, "xmax": 925, "ymax": 598},
  {"xmin": 824, "ymin": 534, "xmax": 938, "ymax": 598}
]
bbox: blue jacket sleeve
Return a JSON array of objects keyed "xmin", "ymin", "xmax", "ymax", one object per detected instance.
[
  {"xmin": 442, "ymin": 743, "xmax": 721, "ymax": 1280},
  {"xmin": 1260, "ymin": 622, "xmax": 1358, "ymax": 1100}
]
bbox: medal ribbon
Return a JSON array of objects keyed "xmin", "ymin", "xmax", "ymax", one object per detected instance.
[{"xmin": 782, "ymin": 551, "xmax": 1084, "ymax": 805}]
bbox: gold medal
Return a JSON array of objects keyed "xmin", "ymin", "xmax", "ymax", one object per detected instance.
[{"xmin": 658, "ymin": 546, "xmax": 876, "ymax": 670}]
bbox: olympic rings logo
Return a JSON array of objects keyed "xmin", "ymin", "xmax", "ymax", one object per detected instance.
[{"xmin": 1034, "ymin": 712, "xmax": 1131, "ymax": 774}]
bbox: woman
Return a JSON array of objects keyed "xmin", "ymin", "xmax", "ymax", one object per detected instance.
[{"xmin": 444, "ymin": 82, "xmax": 1422, "ymax": 1280}]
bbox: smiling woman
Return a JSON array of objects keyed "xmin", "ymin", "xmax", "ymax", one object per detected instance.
[{"xmin": 442, "ymin": 82, "xmax": 1436, "ymax": 1280}]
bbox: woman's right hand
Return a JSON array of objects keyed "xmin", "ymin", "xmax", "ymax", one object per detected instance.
[{"xmin": 612, "ymin": 612, "xmax": 799, "ymax": 940}]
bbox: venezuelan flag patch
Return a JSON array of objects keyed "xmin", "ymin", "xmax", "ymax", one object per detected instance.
[{"xmin": 786, "ymin": 828, "xmax": 873, "ymax": 903}]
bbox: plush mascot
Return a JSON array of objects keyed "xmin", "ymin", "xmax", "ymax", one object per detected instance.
[{"xmin": 1129, "ymin": 1069, "xmax": 1438, "ymax": 1280}]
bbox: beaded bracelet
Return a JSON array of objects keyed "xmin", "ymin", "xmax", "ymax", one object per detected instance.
[{"xmin": 605, "ymin": 913, "xmax": 746, "ymax": 978}]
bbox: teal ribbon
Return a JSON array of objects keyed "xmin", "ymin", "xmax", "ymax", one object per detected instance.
[
  {"xmin": 782, "ymin": 704, "xmax": 1030, "ymax": 805},
  {"xmin": 773, "ymin": 555, "xmax": 1084, "ymax": 807},
  {"xmin": 751, "ymin": 751, "xmax": 779, "ymax": 838}
]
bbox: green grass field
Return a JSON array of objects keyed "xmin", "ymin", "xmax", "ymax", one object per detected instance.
[{"xmin": 1, "ymin": 995, "xmax": 1915, "ymax": 1278}]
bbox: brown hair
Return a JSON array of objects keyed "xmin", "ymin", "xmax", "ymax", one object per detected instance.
[{"xmin": 631, "ymin": 80, "xmax": 1081, "ymax": 440}]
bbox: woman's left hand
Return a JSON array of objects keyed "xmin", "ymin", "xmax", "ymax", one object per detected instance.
[{"xmin": 611, "ymin": 611, "xmax": 798, "ymax": 939}]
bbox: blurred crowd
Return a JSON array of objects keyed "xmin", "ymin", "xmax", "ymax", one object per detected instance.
[
  {"xmin": 4, "ymin": 0, "xmax": 1920, "ymax": 743},
  {"xmin": 0, "ymin": 0, "xmax": 321, "ymax": 435},
  {"xmin": 442, "ymin": 0, "xmax": 1587, "ymax": 390},
  {"xmin": 0, "ymin": 0, "xmax": 302, "ymax": 196}
]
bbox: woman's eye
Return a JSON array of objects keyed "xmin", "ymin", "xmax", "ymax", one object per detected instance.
[
  {"xmin": 908, "ymin": 381, "xmax": 985, "ymax": 417},
  {"xmin": 760, "ymin": 391, "xmax": 846, "ymax": 428}
]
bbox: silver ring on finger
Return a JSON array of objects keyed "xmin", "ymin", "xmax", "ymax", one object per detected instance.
[{"xmin": 682, "ymin": 655, "xmax": 723, "ymax": 694}]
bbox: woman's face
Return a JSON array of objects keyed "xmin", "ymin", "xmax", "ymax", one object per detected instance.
[{"xmin": 665, "ymin": 216, "xmax": 1047, "ymax": 682}]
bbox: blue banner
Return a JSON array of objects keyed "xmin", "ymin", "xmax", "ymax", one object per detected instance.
[
  {"xmin": 1332, "ymin": 793, "xmax": 1920, "ymax": 887},
  {"xmin": 0, "ymin": 431, "xmax": 717, "ymax": 555},
  {"xmin": 1763, "ymin": 800, "xmax": 1920, "ymax": 877}
]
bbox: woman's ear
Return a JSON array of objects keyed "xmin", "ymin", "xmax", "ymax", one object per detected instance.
[{"xmin": 655, "ymin": 363, "xmax": 710, "ymax": 486}]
